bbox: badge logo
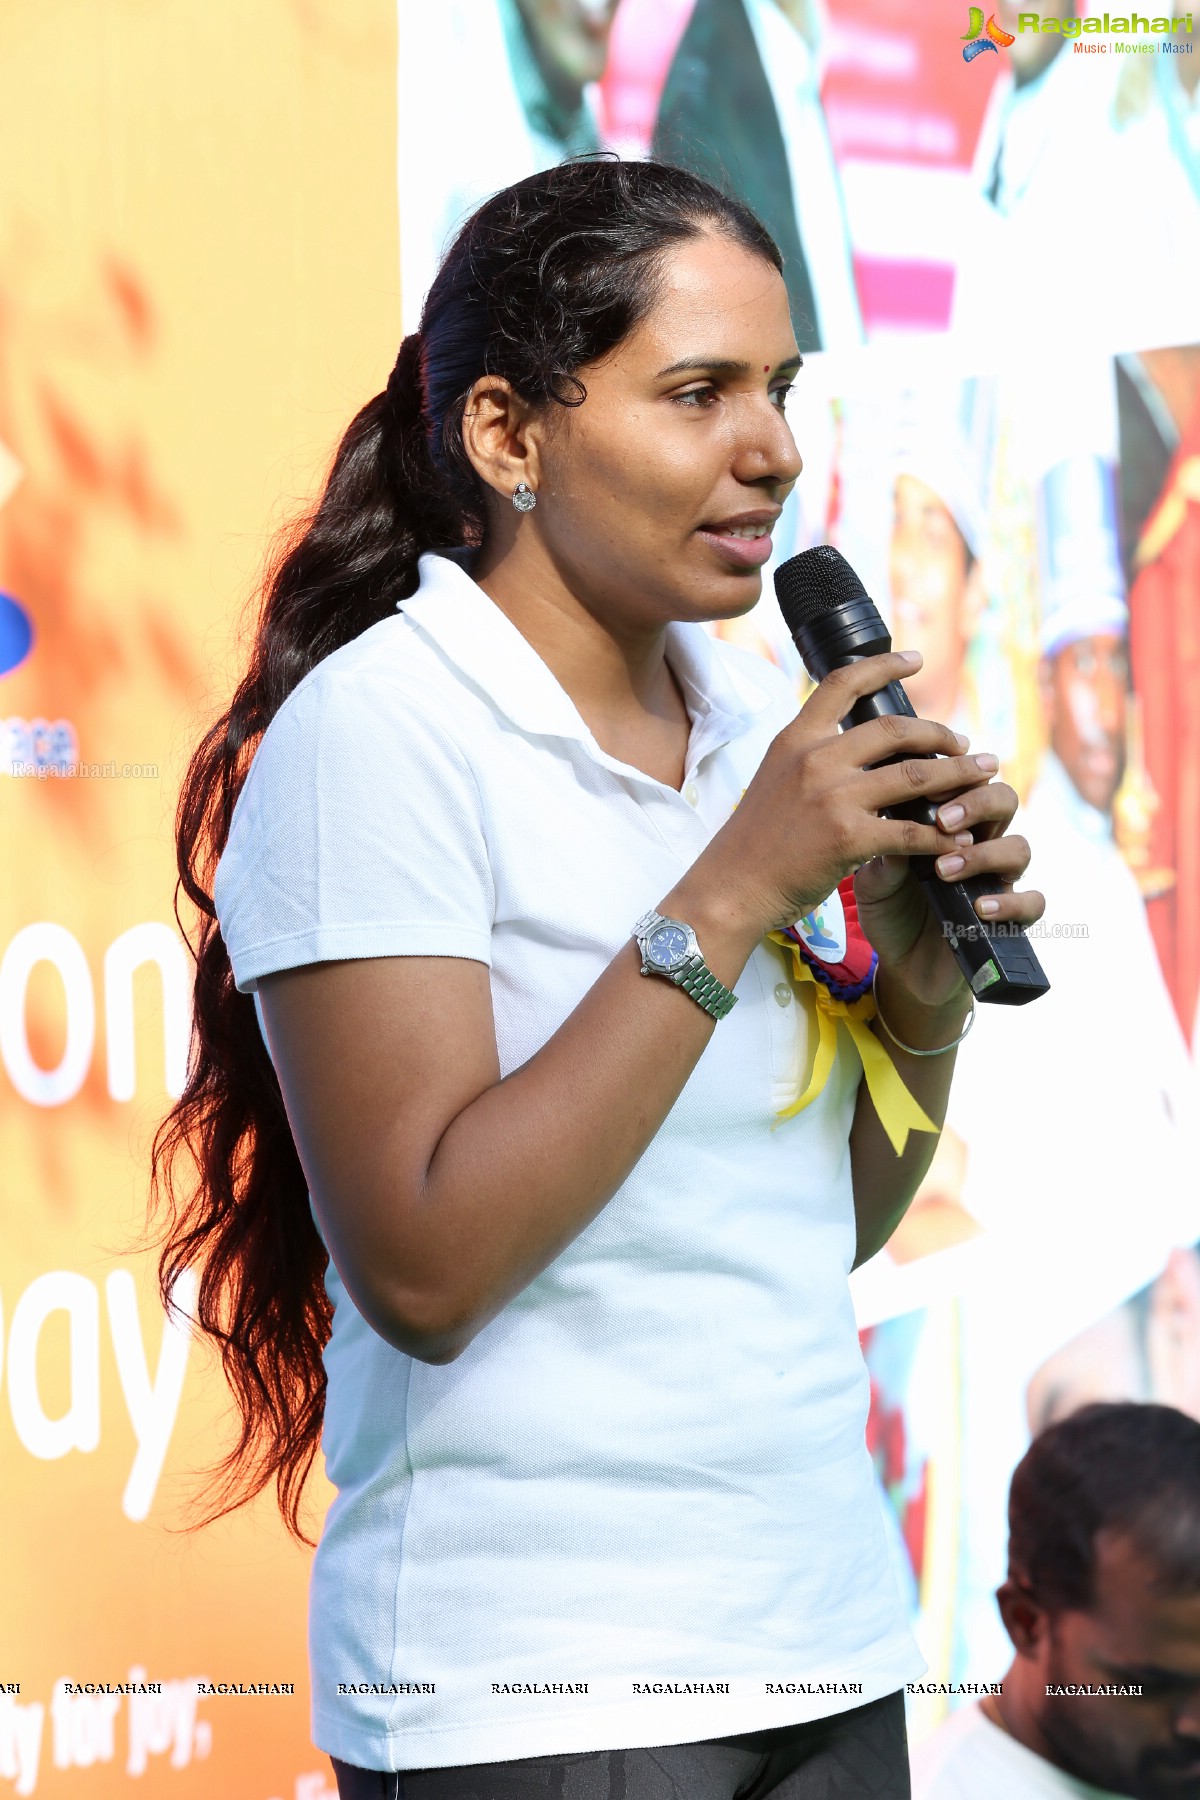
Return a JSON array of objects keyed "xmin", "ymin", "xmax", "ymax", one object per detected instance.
[{"xmin": 793, "ymin": 887, "xmax": 848, "ymax": 964}]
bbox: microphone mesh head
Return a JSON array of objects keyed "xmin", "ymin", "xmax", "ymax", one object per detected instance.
[{"xmin": 774, "ymin": 545, "xmax": 868, "ymax": 634}]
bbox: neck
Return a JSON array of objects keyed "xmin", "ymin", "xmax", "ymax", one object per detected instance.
[
  {"xmin": 990, "ymin": 1660, "xmax": 1068, "ymax": 1771},
  {"xmin": 473, "ymin": 534, "xmax": 691, "ymax": 780},
  {"xmin": 476, "ymin": 537, "xmax": 667, "ymax": 708}
]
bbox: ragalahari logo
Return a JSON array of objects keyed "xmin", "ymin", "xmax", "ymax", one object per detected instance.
[{"xmin": 962, "ymin": 6, "xmax": 1016, "ymax": 57}]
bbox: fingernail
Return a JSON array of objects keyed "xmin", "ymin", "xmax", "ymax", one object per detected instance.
[
  {"xmin": 954, "ymin": 732, "xmax": 970, "ymax": 750},
  {"xmin": 937, "ymin": 854, "xmax": 965, "ymax": 877},
  {"xmin": 899, "ymin": 650, "xmax": 921, "ymax": 665},
  {"xmin": 974, "ymin": 753, "xmax": 999, "ymax": 772},
  {"xmin": 938, "ymin": 803, "xmax": 966, "ymax": 828},
  {"xmin": 977, "ymin": 897, "xmax": 1000, "ymax": 915},
  {"xmin": 954, "ymin": 831, "xmax": 973, "ymax": 847}
]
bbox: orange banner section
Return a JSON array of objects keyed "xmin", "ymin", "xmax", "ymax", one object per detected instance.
[{"xmin": 0, "ymin": 5, "xmax": 398, "ymax": 1795}]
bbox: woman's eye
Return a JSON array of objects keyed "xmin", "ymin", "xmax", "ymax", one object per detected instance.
[{"xmin": 672, "ymin": 383, "xmax": 796, "ymax": 411}]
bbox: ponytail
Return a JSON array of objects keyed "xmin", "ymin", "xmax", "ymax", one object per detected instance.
[{"xmin": 150, "ymin": 333, "xmax": 467, "ymax": 1541}]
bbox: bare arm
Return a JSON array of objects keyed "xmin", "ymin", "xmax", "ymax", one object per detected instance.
[
  {"xmin": 849, "ymin": 974, "xmax": 970, "ymax": 1267},
  {"xmin": 255, "ymin": 655, "xmax": 1033, "ymax": 1362},
  {"xmin": 848, "ymin": 757, "xmax": 1042, "ymax": 1265},
  {"xmin": 884, "ymin": 1127, "xmax": 982, "ymax": 1266},
  {"xmin": 258, "ymin": 883, "xmax": 759, "ymax": 1364}
]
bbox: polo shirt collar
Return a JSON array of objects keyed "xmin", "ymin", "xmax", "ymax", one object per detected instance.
[{"xmin": 399, "ymin": 552, "xmax": 774, "ymax": 785}]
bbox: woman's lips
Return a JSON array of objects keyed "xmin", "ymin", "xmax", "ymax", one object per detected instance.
[{"xmin": 696, "ymin": 527, "xmax": 774, "ymax": 568}]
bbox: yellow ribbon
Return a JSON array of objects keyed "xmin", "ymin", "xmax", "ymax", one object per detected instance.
[{"xmin": 766, "ymin": 932, "xmax": 940, "ymax": 1158}]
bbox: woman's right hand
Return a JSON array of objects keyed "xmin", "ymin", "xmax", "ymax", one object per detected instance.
[{"xmin": 682, "ymin": 651, "xmax": 997, "ymax": 937}]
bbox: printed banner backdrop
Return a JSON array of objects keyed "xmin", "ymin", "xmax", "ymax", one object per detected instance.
[
  {"xmin": 1, "ymin": 5, "xmax": 398, "ymax": 1797},
  {"xmin": 3, "ymin": 0, "xmax": 1199, "ymax": 1794}
]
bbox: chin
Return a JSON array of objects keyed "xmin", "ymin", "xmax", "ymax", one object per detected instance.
[
  {"xmin": 709, "ymin": 582, "xmax": 766, "ymax": 624},
  {"xmin": 1063, "ymin": 758, "xmax": 1118, "ymax": 813},
  {"xmin": 1081, "ymin": 780, "xmax": 1119, "ymax": 814},
  {"xmin": 671, "ymin": 566, "xmax": 763, "ymax": 621}
]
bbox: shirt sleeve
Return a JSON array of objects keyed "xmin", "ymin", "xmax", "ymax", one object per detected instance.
[{"xmin": 212, "ymin": 663, "xmax": 495, "ymax": 994}]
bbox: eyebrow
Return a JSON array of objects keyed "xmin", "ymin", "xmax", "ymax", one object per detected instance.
[{"xmin": 655, "ymin": 354, "xmax": 804, "ymax": 379}]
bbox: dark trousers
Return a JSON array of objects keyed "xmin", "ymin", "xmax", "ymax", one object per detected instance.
[{"xmin": 330, "ymin": 1690, "xmax": 910, "ymax": 1799}]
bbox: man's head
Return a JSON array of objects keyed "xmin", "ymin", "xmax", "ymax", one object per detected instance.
[
  {"xmin": 1036, "ymin": 452, "xmax": 1127, "ymax": 806},
  {"xmin": 1040, "ymin": 630, "xmax": 1128, "ymax": 814},
  {"xmin": 889, "ymin": 471, "xmax": 984, "ymax": 724},
  {"xmin": 998, "ymin": 1403, "xmax": 1200, "ymax": 1799}
]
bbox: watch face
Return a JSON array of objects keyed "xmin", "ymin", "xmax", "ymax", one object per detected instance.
[{"xmin": 646, "ymin": 923, "xmax": 690, "ymax": 971}]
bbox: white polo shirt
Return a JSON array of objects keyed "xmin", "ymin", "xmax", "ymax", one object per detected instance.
[
  {"xmin": 912, "ymin": 1703, "xmax": 1126, "ymax": 1799},
  {"xmin": 213, "ymin": 551, "xmax": 923, "ymax": 1772}
]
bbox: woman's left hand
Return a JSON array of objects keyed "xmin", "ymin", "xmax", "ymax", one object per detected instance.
[{"xmin": 853, "ymin": 767, "xmax": 1046, "ymax": 1013}]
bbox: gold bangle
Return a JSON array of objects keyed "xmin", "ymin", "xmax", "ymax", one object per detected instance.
[{"xmin": 871, "ymin": 964, "xmax": 976, "ymax": 1057}]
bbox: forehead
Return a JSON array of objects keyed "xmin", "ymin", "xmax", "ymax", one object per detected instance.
[
  {"xmin": 1080, "ymin": 1532, "xmax": 1200, "ymax": 1671},
  {"xmin": 894, "ymin": 474, "xmax": 955, "ymax": 522},
  {"xmin": 621, "ymin": 233, "xmax": 795, "ymax": 364}
]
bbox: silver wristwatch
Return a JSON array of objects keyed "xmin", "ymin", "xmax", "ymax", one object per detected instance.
[{"xmin": 632, "ymin": 910, "xmax": 738, "ymax": 1021}]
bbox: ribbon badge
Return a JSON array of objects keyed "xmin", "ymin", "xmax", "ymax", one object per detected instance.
[{"xmin": 767, "ymin": 875, "xmax": 939, "ymax": 1157}]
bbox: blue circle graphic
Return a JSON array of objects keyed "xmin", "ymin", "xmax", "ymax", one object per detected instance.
[{"xmin": 0, "ymin": 592, "xmax": 34, "ymax": 675}]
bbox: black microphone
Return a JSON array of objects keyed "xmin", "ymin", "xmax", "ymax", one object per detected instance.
[{"xmin": 774, "ymin": 544, "xmax": 1049, "ymax": 1006}]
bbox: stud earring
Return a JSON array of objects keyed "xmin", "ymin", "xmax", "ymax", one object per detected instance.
[{"xmin": 512, "ymin": 482, "xmax": 537, "ymax": 513}]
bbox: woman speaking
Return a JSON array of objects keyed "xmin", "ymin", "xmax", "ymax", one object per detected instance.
[{"xmin": 153, "ymin": 158, "xmax": 1041, "ymax": 1798}]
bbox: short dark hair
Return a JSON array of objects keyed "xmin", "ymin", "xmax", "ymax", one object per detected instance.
[{"xmin": 1008, "ymin": 1402, "xmax": 1200, "ymax": 1612}]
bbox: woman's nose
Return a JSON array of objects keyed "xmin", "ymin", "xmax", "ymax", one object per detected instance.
[{"xmin": 731, "ymin": 397, "xmax": 803, "ymax": 488}]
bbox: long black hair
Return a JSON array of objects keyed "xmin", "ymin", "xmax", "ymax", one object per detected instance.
[{"xmin": 149, "ymin": 156, "xmax": 783, "ymax": 1542}]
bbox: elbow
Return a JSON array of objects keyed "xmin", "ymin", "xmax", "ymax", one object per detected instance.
[
  {"xmin": 324, "ymin": 1204, "xmax": 490, "ymax": 1365},
  {"xmin": 356, "ymin": 1279, "xmax": 480, "ymax": 1365},
  {"xmin": 369, "ymin": 1311, "xmax": 473, "ymax": 1365},
  {"xmin": 402, "ymin": 1332, "xmax": 469, "ymax": 1366},
  {"xmin": 404, "ymin": 1315, "xmax": 475, "ymax": 1364}
]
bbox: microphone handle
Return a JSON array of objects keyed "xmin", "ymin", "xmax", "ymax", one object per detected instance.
[{"xmin": 845, "ymin": 679, "xmax": 1050, "ymax": 1006}]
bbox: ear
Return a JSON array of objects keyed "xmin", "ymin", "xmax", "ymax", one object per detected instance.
[
  {"xmin": 460, "ymin": 376, "xmax": 543, "ymax": 506},
  {"xmin": 997, "ymin": 1577, "xmax": 1049, "ymax": 1658}
]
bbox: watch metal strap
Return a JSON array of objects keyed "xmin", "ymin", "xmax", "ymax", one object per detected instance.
[
  {"xmin": 674, "ymin": 952, "xmax": 739, "ymax": 1020},
  {"xmin": 633, "ymin": 910, "xmax": 739, "ymax": 1021}
]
